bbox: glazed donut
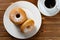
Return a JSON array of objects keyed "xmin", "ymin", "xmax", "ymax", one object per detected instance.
[
  {"xmin": 20, "ymin": 19, "xmax": 34, "ymax": 33},
  {"xmin": 9, "ymin": 7, "xmax": 27, "ymax": 25}
]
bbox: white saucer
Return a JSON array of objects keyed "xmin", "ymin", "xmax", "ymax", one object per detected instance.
[
  {"xmin": 38, "ymin": 0, "xmax": 60, "ymax": 16},
  {"xmin": 3, "ymin": 1, "xmax": 42, "ymax": 39}
]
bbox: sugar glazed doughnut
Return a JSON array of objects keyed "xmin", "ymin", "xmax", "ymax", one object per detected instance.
[
  {"xmin": 9, "ymin": 7, "xmax": 27, "ymax": 25},
  {"xmin": 20, "ymin": 19, "xmax": 34, "ymax": 33}
]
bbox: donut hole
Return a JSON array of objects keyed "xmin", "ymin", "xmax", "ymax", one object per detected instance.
[
  {"xmin": 27, "ymin": 26, "xmax": 30, "ymax": 29},
  {"xmin": 16, "ymin": 14, "xmax": 20, "ymax": 18},
  {"xmin": 44, "ymin": 0, "xmax": 56, "ymax": 8}
]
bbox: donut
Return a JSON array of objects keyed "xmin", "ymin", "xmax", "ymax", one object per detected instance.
[
  {"xmin": 9, "ymin": 7, "xmax": 27, "ymax": 25},
  {"xmin": 20, "ymin": 19, "xmax": 34, "ymax": 33}
]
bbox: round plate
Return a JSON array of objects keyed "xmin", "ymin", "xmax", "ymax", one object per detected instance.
[
  {"xmin": 3, "ymin": 1, "xmax": 42, "ymax": 39},
  {"xmin": 38, "ymin": 0, "xmax": 59, "ymax": 16}
]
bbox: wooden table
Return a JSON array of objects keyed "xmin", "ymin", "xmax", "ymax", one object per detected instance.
[{"xmin": 0, "ymin": 0, "xmax": 60, "ymax": 40}]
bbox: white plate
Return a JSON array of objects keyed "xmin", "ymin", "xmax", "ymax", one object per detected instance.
[
  {"xmin": 3, "ymin": 1, "xmax": 42, "ymax": 39},
  {"xmin": 38, "ymin": 0, "xmax": 59, "ymax": 16}
]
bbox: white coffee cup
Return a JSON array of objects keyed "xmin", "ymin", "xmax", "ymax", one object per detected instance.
[{"xmin": 38, "ymin": 0, "xmax": 60, "ymax": 16}]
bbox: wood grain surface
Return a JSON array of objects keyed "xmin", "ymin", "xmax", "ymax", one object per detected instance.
[{"xmin": 0, "ymin": 0, "xmax": 60, "ymax": 40}]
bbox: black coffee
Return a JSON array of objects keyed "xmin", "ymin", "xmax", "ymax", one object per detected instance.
[{"xmin": 44, "ymin": 0, "xmax": 56, "ymax": 8}]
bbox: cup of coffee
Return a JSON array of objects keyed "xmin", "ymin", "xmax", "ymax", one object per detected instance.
[{"xmin": 38, "ymin": 0, "xmax": 60, "ymax": 16}]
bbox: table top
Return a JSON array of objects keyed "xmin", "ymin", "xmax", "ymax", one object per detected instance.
[{"xmin": 0, "ymin": 0, "xmax": 60, "ymax": 40}]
